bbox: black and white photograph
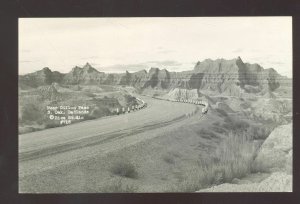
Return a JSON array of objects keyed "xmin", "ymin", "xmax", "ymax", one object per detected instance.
[{"xmin": 18, "ymin": 17, "xmax": 292, "ymax": 193}]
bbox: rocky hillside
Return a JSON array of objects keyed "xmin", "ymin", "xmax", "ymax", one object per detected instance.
[
  {"xmin": 37, "ymin": 84, "xmax": 62, "ymax": 101},
  {"xmin": 198, "ymin": 123, "xmax": 292, "ymax": 192},
  {"xmin": 62, "ymin": 63, "xmax": 106, "ymax": 84},
  {"xmin": 19, "ymin": 67, "xmax": 64, "ymax": 88},
  {"xmin": 19, "ymin": 57, "xmax": 292, "ymax": 98}
]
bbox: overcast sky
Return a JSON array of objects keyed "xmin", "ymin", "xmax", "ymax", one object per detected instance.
[{"xmin": 19, "ymin": 17, "xmax": 292, "ymax": 77}]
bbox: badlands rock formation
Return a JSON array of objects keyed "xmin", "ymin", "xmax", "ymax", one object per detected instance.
[{"xmin": 19, "ymin": 57, "xmax": 291, "ymax": 98}]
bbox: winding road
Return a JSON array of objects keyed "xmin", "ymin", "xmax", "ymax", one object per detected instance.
[{"xmin": 19, "ymin": 95, "xmax": 200, "ymax": 180}]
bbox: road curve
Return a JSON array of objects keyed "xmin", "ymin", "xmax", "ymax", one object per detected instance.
[{"xmin": 19, "ymin": 95, "xmax": 198, "ymax": 178}]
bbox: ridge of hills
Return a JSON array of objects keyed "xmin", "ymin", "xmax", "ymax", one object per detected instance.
[{"xmin": 19, "ymin": 57, "xmax": 292, "ymax": 97}]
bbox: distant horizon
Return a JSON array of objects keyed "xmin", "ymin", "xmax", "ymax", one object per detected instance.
[
  {"xmin": 19, "ymin": 56, "xmax": 292, "ymax": 78},
  {"xmin": 19, "ymin": 17, "xmax": 292, "ymax": 77}
]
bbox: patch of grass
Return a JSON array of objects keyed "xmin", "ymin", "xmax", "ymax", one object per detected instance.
[
  {"xmin": 197, "ymin": 128, "xmax": 218, "ymax": 139},
  {"xmin": 240, "ymin": 102, "xmax": 251, "ymax": 109},
  {"xmin": 19, "ymin": 102, "xmax": 44, "ymax": 124},
  {"xmin": 110, "ymin": 159, "xmax": 138, "ymax": 179},
  {"xmin": 217, "ymin": 103, "xmax": 234, "ymax": 113},
  {"xmin": 173, "ymin": 130, "xmax": 258, "ymax": 192},
  {"xmin": 169, "ymin": 151, "xmax": 181, "ymax": 158},
  {"xmin": 223, "ymin": 116, "xmax": 250, "ymax": 134},
  {"xmin": 101, "ymin": 178, "xmax": 138, "ymax": 193},
  {"xmin": 44, "ymin": 121, "xmax": 61, "ymax": 129},
  {"xmin": 215, "ymin": 108, "xmax": 228, "ymax": 117},
  {"xmin": 18, "ymin": 126, "xmax": 41, "ymax": 134},
  {"xmin": 162, "ymin": 153, "xmax": 175, "ymax": 164},
  {"xmin": 250, "ymin": 159, "xmax": 272, "ymax": 174},
  {"xmin": 85, "ymin": 92, "xmax": 96, "ymax": 97},
  {"xmin": 246, "ymin": 125, "xmax": 274, "ymax": 140},
  {"xmin": 212, "ymin": 121, "xmax": 220, "ymax": 126},
  {"xmin": 212, "ymin": 125, "xmax": 226, "ymax": 134}
]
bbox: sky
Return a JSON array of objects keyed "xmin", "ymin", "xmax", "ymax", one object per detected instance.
[{"xmin": 19, "ymin": 17, "xmax": 292, "ymax": 77}]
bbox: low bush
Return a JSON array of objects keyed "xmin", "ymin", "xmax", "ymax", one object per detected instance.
[
  {"xmin": 197, "ymin": 128, "xmax": 218, "ymax": 139},
  {"xmin": 19, "ymin": 126, "xmax": 40, "ymax": 134},
  {"xmin": 212, "ymin": 125, "xmax": 226, "ymax": 134},
  {"xmin": 246, "ymin": 125, "xmax": 274, "ymax": 140},
  {"xmin": 212, "ymin": 121, "xmax": 220, "ymax": 126},
  {"xmin": 175, "ymin": 131, "xmax": 258, "ymax": 192},
  {"xmin": 215, "ymin": 108, "xmax": 228, "ymax": 117},
  {"xmin": 85, "ymin": 92, "xmax": 96, "ymax": 98},
  {"xmin": 110, "ymin": 159, "xmax": 138, "ymax": 179},
  {"xmin": 162, "ymin": 153, "xmax": 175, "ymax": 164},
  {"xmin": 240, "ymin": 102, "xmax": 251, "ymax": 109},
  {"xmin": 223, "ymin": 116, "xmax": 250, "ymax": 134},
  {"xmin": 101, "ymin": 178, "xmax": 138, "ymax": 193},
  {"xmin": 44, "ymin": 122, "xmax": 61, "ymax": 129},
  {"xmin": 20, "ymin": 103, "xmax": 44, "ymax": 124}
]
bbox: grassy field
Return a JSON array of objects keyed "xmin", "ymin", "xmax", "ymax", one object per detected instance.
[{"xmin": 97, "ymin": 112, "xmax": 274, "ymax": 192}]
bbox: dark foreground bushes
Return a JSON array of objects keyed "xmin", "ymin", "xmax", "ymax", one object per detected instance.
[
  {"xmin": 110, "ymin": 159, "xmax": 138, "ymax": 179},
  {"xmin": 101, "ymin": 178, "xmax": 138, "ymax": 193},
  {"xmin": 173, "ymin": 129, "xmax": 267, "ymax": 192},
  {"xmin": 223, "ymin": 116, "xmax": 250, "ymax": 134}
]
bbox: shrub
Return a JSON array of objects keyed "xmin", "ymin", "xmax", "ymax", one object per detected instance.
[
  {"xmin": 174, "ymin": 131, "xmax": 258, "ymax": 192},
  {"xmin": 19, "ymin": 126, "xmax": 39, "ymax": 134},
  {"xmin": 84, "ymin": 114, "xmax": 97, "ymax": 120},
  {"xmin": 85, "ymin": 92, "xmax": 96, "ymax": 97},
  {"xmin": 223, "ymin": 116, "xmax": 250, "ymax": 134},
  {"xmin": 246, "ymin": 125, "xmax": 274, "ymax": 140},
  {"xmin": 215, "ymin": 108, "xmax": 228, "ymax": 117},
  {"xmin": 110, "ymin": 159, "xmax": 138, "ymax": 179},
  {"xmin": 162, "ymin": 153, "xmax": 175, "ymax": 164},
  {"xmin": 197, "ymin": 128, "xmax": 218, "ymax": 139},
  {"xmin": 44, "ymin": 121, "xmax": 61, "ymax": 129},
  {"xmin": 240, "ymin": 102, "xmax": 251, "ymax": 109},
  {"xmin": 20, "ymin": 103, "xmax": 44, "ymax": 124},
  {"xmin": 212, "ymin": 121, "xmax": 220, "ymax": 126},
  {"xmin": 101, "ymin": 178, "xmax": 138, "ymax": 193},
  {"xmin": 212, "ymin": 125, "xmax": 226, "ymax": 134}
]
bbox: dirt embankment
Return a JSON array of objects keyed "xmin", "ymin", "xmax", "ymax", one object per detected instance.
[{"xmin": 198, "ymin": 123, "xmax": 292, "ymax": 192}]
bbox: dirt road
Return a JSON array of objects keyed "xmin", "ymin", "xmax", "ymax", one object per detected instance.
[{"xmin": 19, "ymin": 96, "xmax": 198, "ymax": 181}]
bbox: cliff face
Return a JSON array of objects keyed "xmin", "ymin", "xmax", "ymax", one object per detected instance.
[
  {"xmin": 192, "ymin": 57, "xmax": 282, "ymax": 95},
  {"xmin": 253, "ymin": 124, "xmax": 292, "ymax": 173},
  {"xmin": 62, "ymin": 63, "xmax": 106, "ymax": 84},
  {"xmin": 19, "ymin": 57, "xmax": 290, "ymax": 97}
]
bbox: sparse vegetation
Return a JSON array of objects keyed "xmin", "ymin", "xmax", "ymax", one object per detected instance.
[
  {"xmin": 162, "ymin": 153, "xmax": 175, "ymax": 164},
  {"xmin": 110, "ymin": 159, "xmax": 138, "ymax": 179},
  {"xmin": 215, "ymin": 108, "xmax": 228, "ymax": 117},
  {"xmin": 173, "ymin": 128, "xmax": 267, "ymax": 192},
  {"xmin": 44, "ymin": 121, "xmax": 61, "ymax": 129},
  {"xmin": 85, "ymin": 92, "xmax": 96, "ymax": 98},
  {"xmin": 18, "ymin": 85, "xmax": 140, "ymax": 134},
  {"xmin": 19, "ymin": 101, "xmax": 45, "ymax": 124},
  {"xmin": 223, "ymin": 116, "xmax": 250, "ymax": 134},
  {"xmin": 101, "ymin": 178, "xmax": 138, "ymax": 193},
  {"xmin": 197, "ymin": 128, "xmax": 218, "ymax": 139},
  {"xmin": 212, "ymin": 125, "xmax": 226, "ymax": 134},
  {"xmin": 246, "ymin": 125, "xmax": 274, "ymax": 140},
  {"xmin": 240, "ymin": 101, "xmax": 251, "ymax": 109}
]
